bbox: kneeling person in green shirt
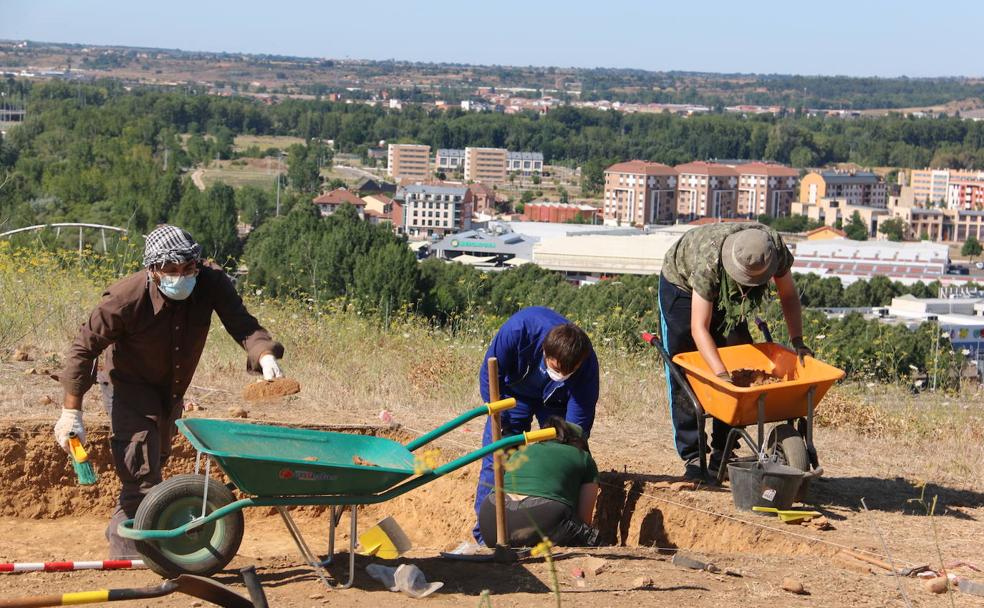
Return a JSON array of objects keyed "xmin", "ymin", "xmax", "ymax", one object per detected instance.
[{"xmin": 478, "ymin": 417, "xmax": 600, "ymax": 547}]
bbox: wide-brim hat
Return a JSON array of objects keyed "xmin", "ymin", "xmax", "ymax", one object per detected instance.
[{"xmin": 721, "ymin": 229, "xmax": 778, "ymax": 286}]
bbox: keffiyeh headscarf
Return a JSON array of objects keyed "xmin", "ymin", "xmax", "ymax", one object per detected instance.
[{"xmin": 142, "ymin": 225, "xmax": 202, "ymax": 268}]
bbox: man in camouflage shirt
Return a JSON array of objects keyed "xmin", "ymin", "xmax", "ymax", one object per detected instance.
[{"xmin": 658, "ymin": 222, "xmax": 812, "ymax": 479}]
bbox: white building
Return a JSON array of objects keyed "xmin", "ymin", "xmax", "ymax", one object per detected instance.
[
  {"xmin": 792, "ymin": 239, "xmax": 950, "ymax": 285},
  {"xmin": 398, "ymin": 183, "xmax": 473, "ymax": 237}
]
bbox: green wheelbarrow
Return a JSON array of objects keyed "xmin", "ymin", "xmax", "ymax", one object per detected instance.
[{"xmin": 118, "ymin": 398, "xmax": 552, "ymax": 589}]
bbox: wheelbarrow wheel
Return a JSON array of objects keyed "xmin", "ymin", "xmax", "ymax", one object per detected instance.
[
  {"xmin": 133, "ymin": 474, "xmax": 244, "ymax": 579},
  {"xmin": 767, "ymin": 423, "xmax": 811, "ymax": 502}
]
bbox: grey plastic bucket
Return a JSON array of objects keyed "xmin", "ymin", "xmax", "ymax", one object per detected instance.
[{"xmin": 727, "ymin": 460, "xmax": 804, "ymax": 512}]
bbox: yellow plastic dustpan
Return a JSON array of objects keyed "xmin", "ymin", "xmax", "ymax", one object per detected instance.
[
  {"xmin": 752, "ymin": 506, "xmax": 822, "ymax": 523},
  {"xmin": 357, "ymin": 516, "xmax": 412, "ymax": 559}
]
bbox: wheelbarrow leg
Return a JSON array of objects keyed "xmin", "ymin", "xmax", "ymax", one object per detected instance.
[{"xmin": 277, "ymin": 506, "xmax": 357, "ymax": 590}]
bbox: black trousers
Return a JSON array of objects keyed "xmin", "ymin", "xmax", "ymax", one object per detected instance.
[{"xmin": 657, "ymin": 275, "xmax": 752, "ymax": 462}]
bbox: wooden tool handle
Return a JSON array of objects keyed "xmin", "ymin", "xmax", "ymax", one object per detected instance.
[
  {"xmin": 487, "ymin": 357, "xmax": 508, "ymax": 549},
  {"xmin": 838, "ymin": 549, "xmax": 892, "ymax": 571}
]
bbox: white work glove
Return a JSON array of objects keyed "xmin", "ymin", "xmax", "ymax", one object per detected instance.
[
  {"xmin": 54, "ymin": 408, "xmax": 85, "ymax": 454},
  {"xmin": 259, "ymin": 353, "xmax": 283, "ymax": 381}
]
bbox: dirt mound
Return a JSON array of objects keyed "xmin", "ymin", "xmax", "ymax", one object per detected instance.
[
  {"xmin": 0, "ymin": 424, "xmax": 830, "ymax": 555},
  {"xmin": 242, "ymin": 377, "xmax": 301, "ymax": 401}
]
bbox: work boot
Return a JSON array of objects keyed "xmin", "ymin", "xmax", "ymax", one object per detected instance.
[
  {"xmin": 683, "ymin": 458, "xmax": 706, "ymax": 480},
  {"xmin": 708, "ymin": 451, "xmax": 736, "ymax": 480}
]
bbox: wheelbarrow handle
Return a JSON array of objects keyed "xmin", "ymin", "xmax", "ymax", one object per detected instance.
[{"xmin": 640, "ymin": 331, "xmax": 706, "ymax": 419}]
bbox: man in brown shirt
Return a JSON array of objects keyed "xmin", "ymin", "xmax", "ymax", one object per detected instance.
[{"xmin": 54, "ymin": 225, "xmax": 284, "ymax": 558}]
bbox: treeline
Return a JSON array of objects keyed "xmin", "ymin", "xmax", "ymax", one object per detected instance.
[
  {"xmin": 580, "ymin": 72, "xmax": 984, "ymax": 111},
  {"xmin": 240, "ymin": 204, "xmax": 966, "ymax": 385}
]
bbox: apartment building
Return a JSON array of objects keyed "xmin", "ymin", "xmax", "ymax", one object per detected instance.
[
  {"xmin": 436, "ymin": 148, "xmax": 465, "ymax": 173},
  {"xmin": 674, "ymin": 161, "xmax": 739, "ymax": 221},
  {"xmin": 907, "ymin": 168, "xmax": 984, "ymax": 208},
  {"xmin": 602, "ymin": 160, "xmax": 677, "ymax": 226},
  {"xmin": 891, "ymin": 207, "xmax": 984, "ymax": 242},
  {"xmin": 464, "ymin": 147, "xmax": 509, "ymax": 182},
  {"xmin": 387, "ymin": 144, "xmax": 431, "ymax": 181},
  {"xmin": 507, "ymin": 152, "xmax": 544, "ymax": 175},
  {"xmin": 735, "ymin": 162, "xmax": 799, "ymax": 218},
  {"xmin": 949, "ymin": 175, "xmax": 984, "ymax": 210},
  {"xmin": 799, "ymin": 170, "xmax": 887, "ymax": 208},
  {"xmin": 398, "ymin": 183, "xmax": 473, "ymax": 237}
]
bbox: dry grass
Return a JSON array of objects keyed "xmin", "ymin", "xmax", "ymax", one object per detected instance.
[
  {"xmin": 232, "ymin": 134, "xmax": 305, "ymax": 152},
  {"xmin": 1, "ymin": 249, "xmax": 981, "ymax": 483}
]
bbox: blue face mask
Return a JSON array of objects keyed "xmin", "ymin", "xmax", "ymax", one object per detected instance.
[{"xmin": 157, "ymin": 274, "xmax": 196, "ymax": 300}]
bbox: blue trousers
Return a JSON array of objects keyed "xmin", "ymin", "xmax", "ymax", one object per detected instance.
[{"xmin": 472, "ymin": 398, "xmax": 565, "ymax": 544}]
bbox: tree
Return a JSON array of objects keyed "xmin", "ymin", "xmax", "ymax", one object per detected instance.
[
  {"xmin": 878, "ymin": 217, "xmax": 906, "ymax": 242},
  {"xmin": 353, "ymin": 241, "xmax": 419, "ymax": 315},
  {"xmin": 173, "ymin": 182, "xmax": 240, "ymax": 263},
  {"xmin": 558, "ymin": 186, "xmax": 569, "ymax": 205},
  {"xmin": 236, "ymin": 185, "xmax": 274, "ymax": 230},
  {"xmin": 962, "ymin": 235, "xmax": 982, "ymax": 261},
  {"xmin": 844, "ymin": 211, "xmax": 869, "ymax": 241},
  {"xmin": 286, "ymin": 144, "xmax": 321, "ymax": 193}
]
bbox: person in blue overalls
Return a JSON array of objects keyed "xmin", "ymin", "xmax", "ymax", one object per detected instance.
[{"xmin": 472, "ymin": 306, "xmax": 600, "ymax": 544}]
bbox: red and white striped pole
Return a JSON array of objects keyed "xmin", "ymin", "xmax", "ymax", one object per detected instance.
[{"xmin": 0, "ymin": 560, "xmax": 145, "ymax": 573}]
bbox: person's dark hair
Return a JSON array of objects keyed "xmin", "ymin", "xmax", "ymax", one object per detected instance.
[
  {"xmin": 542, "ymin": 323, "xmax": 592, "ymax": 375},
  {"xmin": 545, "ymin": 415, "xmax": 589, "ymax": 453}
]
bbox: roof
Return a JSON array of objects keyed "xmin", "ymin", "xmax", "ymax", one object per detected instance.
[
  {"xmin": 605, "ymin": 160, "xmax": 676, "ymax": 176},
  {"xmin": 468, "ymin": 182, "xmax": 496, "ymax": 197},
  {"xmin": 363, "ymin": 193, "xmax": 394, "ymax": 205},
  {"xmin": 817, "ymin": 171, "xmax": 881, "ymax": 185},
  {"xmin": 736, "ymin": 162, "xmax": 799, "ymax": 177},
  {"xmin": 674, "ymin": 161, "xmax": 739, "ymax": 177},
  {"xmin": 312, "ymin": 188, "xmax": 366, "ymax": 206},
  {"xmin": 533, "ymin": 232, "xmax": 687, "ymax": 275},
  {"xmin": 399, "ymin": 183, "xmax": 470, "ymax": 197},
  {"xmin": 354, "ymin": 177, "xmax": 396, "ymax": 193},
  {"xmin": 437, "ymin": 148, "xmax": 465, "ymax": 157},
  {"xmin": 507, "ymin": 151, "xmax": 544, "ymax": 161},
  {"xmin": 805, "ymin": 226, "xmax": 847, "ymax": 238},
  {"xmin": 688, "ymin": 218, "xmax": 754, "ymax": 226},
  {"xmin": 525, "ymin": 201, "xmax": 599, "ymax": 212}
]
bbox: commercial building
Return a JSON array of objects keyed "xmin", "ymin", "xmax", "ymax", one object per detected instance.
[
  {"xmin": 791, "ymin": 239, "xmax": 951, "ymax": 285},
  {"xmin": 533, "ymin": 226, "xmax": 694, "ymax": 280},
  {"xmin": 507, "ymin": 152, "xmax": 544, "ymax": 175},
  {"xmin": 387, "ymin": 144, "xmax": 431, "ymax": 181},
  {"xmin": 464, "ymin": 147, "xmax": 509, "ymax": 182},
  {"xmin": 735, "ymin": 163, "xmax": 800, "ymax": 218},
  {"xmin": 886, "ymin": 294, "xmax": 984, "ymax": 379},
  {"xmin": 675, "ymin": 161, "xmax": 739, "ymax": 221},
  {"xmin": 312, "ymin": 188, "xmax": 366, "ymax": 218},
  {"xmin": 436, "ymin": 148, "xmax": 466, "ymax": 173},
  {"xmin": 430, "ymin": 228, "xmax": 537, "ymax": 268},
  {"xmin": 398, "ymin": 183, "xmax": 473, "ymax": 237},
  {"xmin": 603, "ymin": 160, "xmax": 677, "ymax": 226},
  {"xmin": 524, "ymin": 202, "xmax": 601, "ymax": 224},
  {"xmin": 907, "ymin": 168, "xmax": 984, "ymax": 208},
  {"xmin": 799, "ymin": 171, "xmax": 888, "ymax": 208}
]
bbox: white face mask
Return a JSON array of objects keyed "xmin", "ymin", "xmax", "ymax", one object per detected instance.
[
  {"xmin": 546, "ymin": 365, "xmax": 572, "ymax": 383},
  {"xmin": 157, "ymin": 274, "xmax": 196, "ymax": 300}
]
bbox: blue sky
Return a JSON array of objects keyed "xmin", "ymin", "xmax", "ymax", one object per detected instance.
[{"xmin": 2, "ymin": 0, "xmax": 981, "ymax": 77}]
